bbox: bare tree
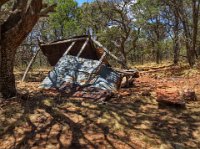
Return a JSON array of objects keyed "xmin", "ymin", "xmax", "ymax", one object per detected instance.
[
  {"xmin": 166, "ymin": 0, "xmax": 200, "ymax": 66},
  {"xmin": 97, "ymin": 0, "xmax": 134, "ymax": 68}
]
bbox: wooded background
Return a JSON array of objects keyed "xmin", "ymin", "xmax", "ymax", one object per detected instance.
[{"xmin": 14, "ymin": 0, "xmax": 200, "ymax": 68}]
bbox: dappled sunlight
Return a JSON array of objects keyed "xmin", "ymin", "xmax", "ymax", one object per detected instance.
[
  {"xmin": 1, "ymin": 89, "xmax": 200, "ymax": 148},
  {"xmin": 1, "ymin": 65, "xmax": 200, "ymax": 148}
]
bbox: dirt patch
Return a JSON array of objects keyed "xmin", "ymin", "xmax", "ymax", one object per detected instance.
[{"xmin": 0, "ymin": 66, "xmax": 200, "ymax": 148}]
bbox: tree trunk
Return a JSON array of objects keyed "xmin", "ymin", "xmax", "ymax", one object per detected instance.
[
  {"xmin": 182, "ymin": 20, "xmax": 196, "ymax": 66},
  {"xmin": 178, "ymin": 0, "xmax": 199, "ymax": 67},
  {"xmin": 0, "ymin": 46, "xmax": 16, "ymax": 98},
  {"xmin": 173, "ymin": 14, "xmax": 180, "ymax": 65},
  {"xmin": 186, "ymin": 44, "xmax": 196, "ymax": 67},
  {"xmin": 120, "ymin": 41, "xmax": 127, "ymax": 68},
  {"xmin": 156, "ymin": 46, "xmax": 160, "ymax": 64},
  {"xmin": 0, "ymin": 0, "xmax": 44, "ymax": 98}
]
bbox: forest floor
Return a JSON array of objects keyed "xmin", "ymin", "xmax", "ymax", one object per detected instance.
[{"xmin": 0, "ymin": 63, "xmax": 200, "ymax": 149}]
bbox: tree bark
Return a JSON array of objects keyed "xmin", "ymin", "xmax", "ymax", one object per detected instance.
[
  {"xmin": 0, "ymin": 0, "xmax": 44, "ymax": 98},
  {"xmin": 156, "ymin": 43, "xmax": 160, "ymax": 64},
  {"xmin": 173, "ymin": 10, "xmax": 180, "ymax": 65},
  {"xmin": 120, "ymin": 39, "xmax": 127, "ymax": 68},
  {"xmin": 178, "ymin": 0, "xmax": 199, "ymax": 67},
  {"xmin": 0, "ymin": 46, "xmax": 16, "ymax": 98},
  {"xmin": 192, "ymin": 0, "xmax": 199, "ymax": 58}
]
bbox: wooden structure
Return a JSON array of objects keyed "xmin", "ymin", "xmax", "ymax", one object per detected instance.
[
  {"xmin": 39, "ymin": 35, "xmax": 111, "ymax": 66},
  {"xmin": 22, "ymin": 35, "xmax": 139, "ymax": 89}
]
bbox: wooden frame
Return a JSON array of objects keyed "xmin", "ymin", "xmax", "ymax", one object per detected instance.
[{"xmin": 22, "ymin": 36, "xmax": 133, "ymax": 82}]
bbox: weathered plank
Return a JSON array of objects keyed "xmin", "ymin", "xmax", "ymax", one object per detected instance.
[
  {"xmin": 91, "ymin": 38, "xmax": 128, "ymax": 69},
  {"xmin": 77, "ymin": 38, "xmax": 89, "ymax": 57},
  {"xmin": 63, "ymin": 41, "xmax": 76, "ymax": 55},
  {"xmin": 21, "ymin": 48, "xmax": 40, "ymax": 82}
]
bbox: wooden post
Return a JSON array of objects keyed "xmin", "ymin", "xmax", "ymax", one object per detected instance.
[
  {"xmin": 99, "ymin": 51, "xmax": 107, "ymax": 62},
  {"xmin": 63, "ymin": 41, "xmax": 75, "ymax": 56},
  {"xmin": 91, "ymin": 38, "xmax": 128, "ymax": 69},
  {"xmin": 86, "ymin": 52, "xmax": 107, "ymax": 84},
  {"xmin": 40, "ymin": 37, "xmax": 87, "ymax": 46},
  {"xmin": 77, "ymin": 38, "xmax": 89, "ymax": 57},
  {"xmin": 21, "ymin": 48, "xmax": 40, "ymax": 82}
]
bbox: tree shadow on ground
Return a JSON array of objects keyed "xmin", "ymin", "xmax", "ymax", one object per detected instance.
[{"xmin": 0, "ymin": 88, "xmax": 200, "ymax": 148}]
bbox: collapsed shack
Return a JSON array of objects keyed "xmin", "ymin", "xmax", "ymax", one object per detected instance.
[{"xmin": 37, "ymin": 35, "xmax": 139, "ymax": 101}]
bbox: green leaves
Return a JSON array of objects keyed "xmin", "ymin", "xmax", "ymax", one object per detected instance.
[{"xmin": 46, "ymin": 0, "xmax": 81, "ymax": 38}]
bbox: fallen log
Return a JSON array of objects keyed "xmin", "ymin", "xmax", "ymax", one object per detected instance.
[{"xmin": 156, "ymin": 89, "xmax": 186, "ymax": 107}]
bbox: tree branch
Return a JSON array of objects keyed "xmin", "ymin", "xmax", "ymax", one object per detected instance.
[
  {"xmin": 0, "ymin": 0, "xmax": 10, "ymax": 7},
  {"xmin": 2, "ymin": 0, "xmax": 43, "ymax": 51},
  {"xmin": 39, "ymin": 4, "xmax": 56, "ymax": 17},
  {"xmin": 1, "ymin": 0, "xmax": 28, "ymax": 33}
]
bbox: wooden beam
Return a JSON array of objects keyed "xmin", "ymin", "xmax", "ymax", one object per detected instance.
[
  {"xmin": 63, "ymin": 41, "xmax": 75, "ymax": 56},
  {"xmin": 21, "ymin": 48, "xmax": 40, "ymax": 82},
  {"xmin": 40, "ymin": 37, "xmax": 87, "ymax": 46},
  {"xmin": 99, "ymin": 52, "xmax": 107, "ymax": 62},
  {"xmin": 85, "ymin": 52, "xmax": 107, "ymax": 84},
  {"xmin": 91, "ymin": 38, "xmax": 128, "ymax": 69},
  {"xmin": 77, "ymin": 38, "xmax": 89, "ymax": 57}
]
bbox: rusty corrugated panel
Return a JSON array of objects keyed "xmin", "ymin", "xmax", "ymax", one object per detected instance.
[
  {"xmin": 40, "ymin": 54, "xmax": 121, "ymax": 91},
  {"xmin": 91, "ymin": 65, "xmax": 122, "ymax": 91},
  {"xmin": 39, "ymin": 35, "xmax": 109, "ymax": 66}
]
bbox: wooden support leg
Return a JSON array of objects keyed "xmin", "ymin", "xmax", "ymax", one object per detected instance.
[
  {"xmin": 91, "ymin": 38, "xmax": 128, "ymax": 69},
  {"xmin": 77, "ymin": 38, "xmax": 89, "ymax": 57},
  {"xmin": 21, "ymin": 48, "xmax": 40, "ymax": 82},
  {"xmin": 63, "ymin": 41, "xmax": 76, "ymax": 56}
]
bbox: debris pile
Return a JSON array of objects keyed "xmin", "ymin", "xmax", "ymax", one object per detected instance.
[{"xmin": 38, "ymin": 35, "xmax": 139, "ymax": 101}]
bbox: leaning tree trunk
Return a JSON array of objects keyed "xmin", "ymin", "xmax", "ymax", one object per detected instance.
[
  {"xmin": 182, "ymin": 20, "xmax": 196, "ymax": 67},
  {"xmin": 120, "ymin": 39, "xmax": 128, "ymax": 69},
  {"xmin": 186, "ymin": 43, "xmax": 196, "ymax": 67},
  {"xmin": 178, "ymin": 0, "xmax": 199, "ymax": 67},
  {"xmin": 120, "ymin": 47, "xmax": 127, "ymax": 69},
  {"xmin": 0, "ymin": 0, "xmax": 44, "ymax": 98}
]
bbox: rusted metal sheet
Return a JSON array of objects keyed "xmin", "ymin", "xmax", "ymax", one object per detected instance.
[
  {"xmin": 91, "ymin": 65, "xmax": 122, "ymax": 91},
  {"xmin": 39, "ymin": 35, "xmax": 109, "ymax": 66},
  {"xmin": 39, "ymin": 35, "xmax": 139, "ymax": 101},
  {"xmin": 40, "ymin": 54, "xmax": 121, "ymax": 92}
]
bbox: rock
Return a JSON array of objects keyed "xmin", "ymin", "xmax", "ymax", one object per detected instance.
[
  {"xmin": 18, "ymin": 91, "xmax": 30, "ymax": 101},
  {"xmin": 173, "ymin": 143, "xmax": 185, "ymax": 149},
  {"xmin": 141, "ymin": 90, "xmax": 151, "ymax": 96},
  {"xmin": 119, "ymin": 90, "xmax": 131, "ymax": 96},
  {"xmin": 156, "ymin": 89, "xmax": 186, "ymax": 107},
  {"xmin": 160, "ymin": 144, "xmax": 173, "ymax": 149},
  {"xmin": 182, "ymin": 89, "xmax": 197, "ymax": 101},
  {"xmin": 121, "ymin": 77, "xmax": 134, "ymax": 88}
]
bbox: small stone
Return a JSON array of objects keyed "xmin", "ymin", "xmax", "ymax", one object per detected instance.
[
  {"xmin": 141, "ymin": 90, "xmax": 151, "ymax": 96},
  {"xmin": 156, "ymin": 89, "xmax": 185, "ymax": 107},
  {"xmin": 173, "ymin": 143, "xmax": 185, "ymax": 149},
  {"xmin": 160, "ymin": 144, "xmax": 173, "ymax": 149},
  {"xmin": 182, "ymin": 89, "xmax": 197, "ymax": 101}
]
